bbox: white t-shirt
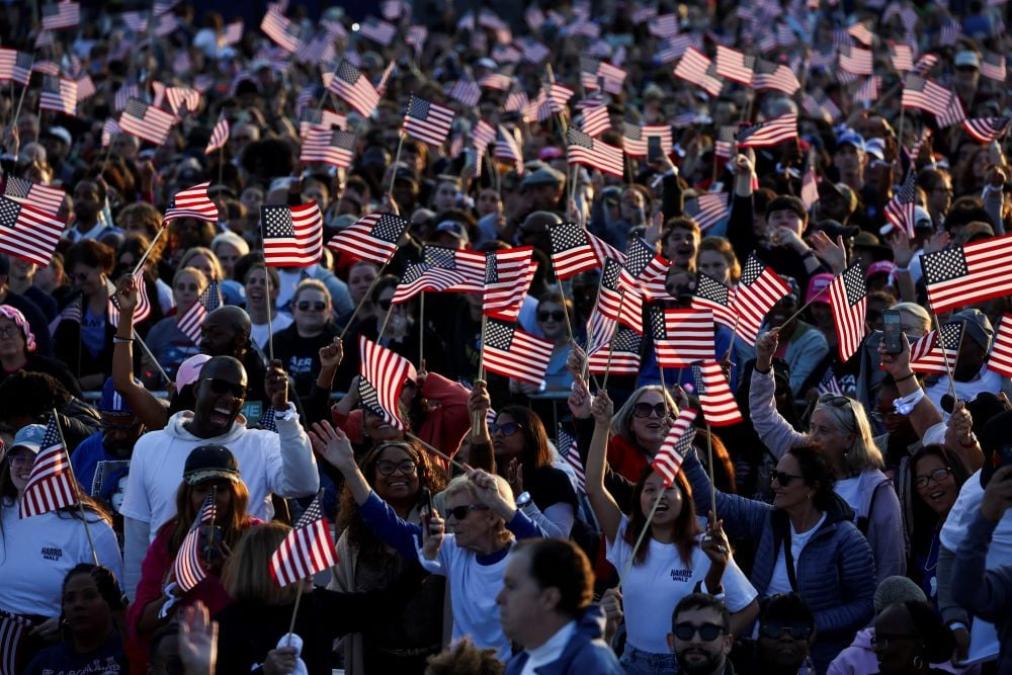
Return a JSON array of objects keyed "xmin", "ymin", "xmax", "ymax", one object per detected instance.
[
  {"xmin": 766, "ymin": 512, "xmax": 828, "ymax": 596},
  {"xmin": 0, "ymin": 505, "xmax": 122, "ymax": 616},
  {"xmin": 834, "ymin": 476, "xmax": 863, "ymax": 514},
  {"xmin": 606, "ymin": 516, "xmax": 758, "ymax": 654},
  {"xmin": 251, "ymin": 312, "xmax": 293, "ymax": 350}
]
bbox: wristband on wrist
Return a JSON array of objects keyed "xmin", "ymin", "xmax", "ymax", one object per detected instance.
[{"xmin": 113, "ymin": 336, "xmax": 134, "ymax": 344}]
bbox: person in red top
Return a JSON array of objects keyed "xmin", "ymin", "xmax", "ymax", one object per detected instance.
[{"xmin": 125, "ymin": 445, "xmax": 260, "ymax": 674}]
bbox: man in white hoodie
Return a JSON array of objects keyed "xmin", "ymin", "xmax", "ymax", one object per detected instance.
[{"xmin": 119, "ymin": 355, "xmax": 319, "ymax": 599}]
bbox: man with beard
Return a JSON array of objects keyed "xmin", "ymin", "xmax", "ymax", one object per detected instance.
[
  {"xmin": 119, "ymin": 355, "xmax": 319, "ymax": 599},
  {"xmin": 668, "ymin": 594, "xmax": 735, "ymax": 675}
]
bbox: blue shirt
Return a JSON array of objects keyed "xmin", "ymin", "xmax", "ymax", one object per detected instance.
[
  {"xmin": 80, "ymin": 306, "xmax": 106, "ymax": 357},
  {"xmin": 70, "ymin": 432, "xmax": 131, "ymax": 513}
]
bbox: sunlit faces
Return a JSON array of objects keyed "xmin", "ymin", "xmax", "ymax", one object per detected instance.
[
  {"xmin": 629, "ymin": 389, "xmax": 673, "ymax": 449},
  {"xmin": 640, "ymin": 472, "xmax": 683, "ymax": 525},
  {"xmin": 770, "ymin": 453, "xmax": 813, "ymax": 511},
  {"xmin": 347, "ymin": 262, "xmax": 379, "ymax": 305},
  {"xmin": 173, "ymin": 268, "xmax": 208, "ymax": 313},
  {"xmin": 536, "ymin": 301, "xmax": 568, "ymax": 342},
  {"xmin": 372, "ymin": 444, "xmax": 420, "ymax": 503},
  {"xmin": 697, "ymin": 249, "xmax": 730, "ymax": 284},
  {"xmin": 912, "ymin": 454, "xmax": 957, "ymax": 515}
]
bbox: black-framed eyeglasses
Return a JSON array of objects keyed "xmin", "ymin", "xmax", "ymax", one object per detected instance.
[
  {"xmin": 376, "ymin": 460, "xmax": 417, "ymax": 476},
  {"xmin": 297, "ymin": 301, "xmax": 326, "ymax": 312},
  {"xmin": 760, "ymin": 622, "xmax": 813, "ymax": 640},
  {"xmin": 914, "ymin": 466, "xmax": 952, "ymax": 489},
  {"xmin": 633, "ymin": 402, "xmax": 667, "ymax": 419},
  {"xmin": 205, "ymin": 378, "xmax": 245, "ymax": 398},
  {"xmin": 673, "ymin": 622, "xmax": 725, "ymax": 641},
  {"xmin": 771, "ymin": 470, "xmax": 804, "ymax": 487},
  {"xmin": 491, "ymin": 421, "xmax": 522, "ymax": 436},
  {"xmin": 445, "ymin": 504, "xmax": 489, "ymax": 521},
  {"xmin": 538, "ymin": 310, "xmax": 564, "ymax": 322},
  {"xmin": 377, "ymin": 298, "xmax": 393, "ymax": 311}
]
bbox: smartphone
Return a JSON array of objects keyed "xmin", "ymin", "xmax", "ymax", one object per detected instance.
[
  {"xmin": 883, "ymin": 309, "xmax": 903, "ymax": 355},
  {"xmin": 647, "ymin": 136, "xmax": 664, "ymax": 163},
  {"xmin": 420, "ymin": 488, "xmax": 433, "ymax": 520}
]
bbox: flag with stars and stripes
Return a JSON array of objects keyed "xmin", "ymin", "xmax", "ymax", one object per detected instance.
[
  {"xmin": 19, "ymin": 416, "xmax": 77, "ymax": 518},
  {"xmin": 922, "ymin": 234, "xmax": 1012, "ymax": 314},
  {"xmin": 360, "ymin": 336, "xmax": 417, "ymax": 429},
  {"xmin": 0, "ymin": 196, "xmax": 65, "ymax": 266},
  {"xmin": 327, "ymin": 60, "xmax": 380, "ymax": 118},
  {"xmin": 597, "ymin": 258, "xmax": 643, "ymax": 333},
  {"xmin": 888, "ymin": 42, "xmax": 914, "ymax": 71},
  {"xmin": 987, "ymin": 314, "xmax": 1012, "ymax": 377},
  {"xmin": 548, "ymin": 221, "xmax": 599, "ymax": 279},
  {"xmin": 173, "ymin": 490, "xmax": 217, "ymax": 592},
  {"xmin": 483, "ymin": 247, "xmax": 536, "ymax": 321},
  {"xmin": 731, "ymin": 253, "xmax": 791, "ymax": 345},
  {"xmin": 261, "ymin": 202, "xmax": 324, "ymax": 268},
  {"xmin": 566, "ymin": 128, "xmax": 624, "ymax": 178},
  {"xmin": 481, "ymin": 318, "xmax": 554, "ymax": 387},
  {"xmin": 691, "ymin": 273, "xmax": 736, "ymax": 330},
  {"xmin": 684, "ymin": 193, "xmax": 729, "ymax": 232},
  {"xmin": 391, "ymin": 261, "xmax": 472, "ymax": 304},
  {"xmin": 205, "ymin": 116, "xmax": 229, "ymax": 155},
  {"xmin": 910, "ymin": 322, "xmax": 965, "ymax": 374},
  {"xmin": 652, "ymin": 408, "xmax": 697, "ymax": 487},
  {"xmin": 692, "ymin": 362, "xmax": 743, "ymax": 426},
  {"xmin": 737, "ymin": 113, "xmax": 797, "ymax": 148},
  {"xmin": 299, "ymin": 108, "xmax": 347, "ymax": 138},
  {"xmin": 622, "ymin": 124, "xmax": 672, "ymax": 158},
  {"xmin": 107, "ymin": 274, "xmax": 151, "ymax": 326},
  {"xmin": 580, "ymin": 105, "xmax": 611, "ymax": 138},
  {"xmin": 164, "ymin": 183, "xmax": 218, "ymax": 224},
  {"xmin": 0, "ymin": 611, "xmax": 32, "ymax": 675},
  {"xmin": 326, "ymin": 212, "xmax": 408, "ymax": 265},
  {"xmin": 403, "ymin": 95, "xmax": 455, "ymax": 147},
  {"xmin": 829, "ymin": 264, "xmax": 868, "ymax": 361},
  {"xmin": 652, "ymin": 307, "xmax": 715, "ymax": 367},
  {"xmin": 817, "ymin": 370, "xmax": 843, "ymax": 396},
  {"xmin": 2, "ymin": 176, "xmax": 64, "ymax": 216},
  {"xmin": 0, "ymin": 48, "xmax": 33, "ymax": 86},
  {"xmin": 800, "ymin": 153, "xmax": 819, "ymax": 210},
  {"xmin": 269, "ymin": 492, "xmax": 335, "ymax": 587},
  {"xmin": 902, "ymin": 76, "xmax": 965, "ymax": 127},
  {"xmin": 580, "ymin": 56, "xmax": 627, "ymax": 94},
  {"xmin": 751, "ymin": 59, "xmax": 800, "ymax": 95},
  {"xmin": 471, "ymin": 120, "xmax": 496, "ymax": 155},
  {"xmin": 884, "ymin": 172, "xmax": 917, "ymax": 237},
  {"xmin": 673, "ymin": 48, "xmax": 723, "ymax": 97},
  {"xmin": 358, "ymin": 18, "xmax": 397, "ymax": 46},
  {"xmin": 260, "ymin": 5, "xmax": 302, "ymax": 52},
  {"xmin": 962, "ymin": 117, "xmax": 1011, "ymax": 144},
  {"xmin": 838, "ymin": 44, "xmax": 874, "ymax": 76},
  {"xmin": 300, "ymin": 127, "xmax": 356, "ymax": 168},
  {"xmin": 622, "ymin": 237, "xmax": 669, "ymax": 301},
  {"xmin": 446, "ymin": 79, "xmax": 481, "ymax": 107},
  {"xmin": 165, "ymin": 86, "xmax": 201, "ymax": 115},
  {"xmin": 556, "ymin": 427, "xmax": 585, "ymax": 492},
  {"xmin": 494, "ymin": 125, "xmax": 524, "ymax": 174},
  {"xmin": 587, "ymin": 325, "xmax": 642, "ymax": 376},
  {"xmin": 478, "ymin": 72, "xmax": 512, "ymax": 91},
  {"xmin": 980, "ymin": 52, "xmax": 1006, "ymax": 82},
  {"xmin": 39, "ymin": 76, "xmax": 77, "ymax": 116},
  {"xmin": 715, "ymin": 46, "xmax": 755, "ymax": 85},
  {"xmin": 418, "ymin": 246, "xmax": 485, "ymax": 292},
  {"xmin": 41, "ymin": 2, "xmax": 80, "ymax": 30},
  {"xmin": 177, "ymin": 282, "xmax": 221, "ymax": 345},
  {"xmin": 119, "ymin": 98, "xmax": 177, "ymax": 146}
]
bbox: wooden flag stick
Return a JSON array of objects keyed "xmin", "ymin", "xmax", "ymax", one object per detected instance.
[
  {"xmin": 263, "ymin": 267, "xmax": 275, "ymax": 363},
  {"xmin": 705, "ymin": 422, "xmax": 717, "ymax": 516},
  {"xmin": 132, "ymin": 225, "xmax": 168, "ymax": 277},
  {"xmin": 623, "ymin": 489, "xmax": 665, "ymax": 581},
  {"xmin": 376, "ymin": 301, "xmax": 396, "ymax": 343},
  {"xmin": 418, "ymin": 293, "xmax": 425, "ymax": 367},
  {"xmin": 933, "ymin": 313, "xmax": 964, "ymax": 402},
  {"xmin": 339, "ymin": 262, "xmax": 391, "ymax": 340},
  {"xmin": 286, "ymin": 582, "xmax": 304, "ymax": 638},
  {"xmin": 407, "ymin": 432, "xmax": 470, "ymax": 472},
  {"xmin": 52, "ymin": 409, "xmax": 99, "ymax": 566},
  {"xmin": 778, "ymin": 282, "xmax": 830, "ymax": 329},
  {"xmin": 134, "ymin": 330, "xmax": 172, "ymax": 385}
]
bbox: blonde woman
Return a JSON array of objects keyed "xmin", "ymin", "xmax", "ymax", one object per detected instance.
[{"xmin": 143, "ymin": 267, "xmax": 208, "ymax": 380}]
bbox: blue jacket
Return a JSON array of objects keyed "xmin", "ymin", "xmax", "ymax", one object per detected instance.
[
  {"xmin": 505, "ymin": 605, "xmax": 623, "ymax": 675},
  {"xmin": 683, "ymin": 450, "xmax": 874, "ymax": 672}
]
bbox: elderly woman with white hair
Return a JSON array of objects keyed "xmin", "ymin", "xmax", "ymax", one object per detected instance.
[{"xmin": 753, "ymin": 327, "xmax": 906, "ymax": 583}]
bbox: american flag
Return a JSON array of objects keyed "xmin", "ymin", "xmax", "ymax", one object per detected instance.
[
  {"xmin": 173, "ymin": 491, "xmax": 217, "ymax": 592},
  {"xmin": 884, "ymin": 172, "xmax": 917, "ymax": 237},
  {"xmin": 817, "ymin": 370, "xmax": 843, "ymax": 396},
  {"xmin": 980, "ymin": 52, "xmax": 1006, "ymax": 82},
  {"xmin": 847, "ymin": 21, "xmax": 875, "ymax": 46},
  {"xmin": 715, "ymin": 46, "xmax": 755, "ymax": 85},
  {"xmin": 19, "ymin": 416, "xmax": 77, "ymax": 518},
  {"xmin": 101, "ymin": 118, "xmax": 120, "ymax": 147},
  {"xmin": 114, "ymin": 84, "xmax": 139, "ymax": 112},
  {"xmin": 622, "ymin": 237, "xmax": 669, "ymax": 301},
  {"xmin": 684, "ymin": 193, "xmax": 729, "ymax": 232},
  {"xmin": 107, "ymin": 273, "xmax": 151, "ymax": 326},
  {"xmin": 888, "ymin": 42, "xmax": 914, "ymax": 71},
  {"xmin": 829, "ymin": 264, "xmax": 868, "ymax": 361},
  {"xmin": 651, "ymin": 408, "xmax": 697, "ymax": 487},
  {"xmin": 391, "ymin": 261, "xmax": 471, "ymax": 304},
  {"xmin": 715, "ymin": 127, "xmax": 736, "ymax": 160},
  {"xmin": 655, "ymin": 35, "xmax": 693, "ymax": 63},
  {"xmin": 166, "ymin": 86, "xmax": 201, "ymax": 115},
  {"xmin": 358, "ymin": 19, "xmax": 397, "ymax": 46},
  {"xmin": 691, "ymin": 273, "xmax": 736, "ymax": 330},
  {"xmin": 177, "ymin": 282, "xmax": 222, "ymax": 345},
  {"xmin": 0, "ymin": 196, "xmax": 65, "ymax": 266},
  {"xmin": 987, "ymin": 314, "xmax": 1012, "ymax": 377},
  {"xmin": 800, "ymin": 155, "xmax": 819, "ymax": 210},
  {"xmin": 622, "ymin": 124, "xmax": 672, "ymax": 158},
  {"xmin": 962, "ymin": 117, "xmax": 1011, "ymax": 144},
  {"xmin": 802, "ymin": 93, "xmax": 841, "ymax": 124},
  {"xmin": 446, "ymin": 79, "xmax": 481, "ymax": 107},
  {"xmin": 556, "ymin": 427, "xmax": 585, "ymax": 491},
  {"xmin": 39, "ymin": 76, "xmax": 77, "ymax": 116},
  {"xmin": 854, "ymin": 76, "xmax": 880, "ymax": 105},
  {"xmin": 300, "ymin": 128, "xmax": 356, "ymax": 168},
  {"xmin": 3, "ymin": 176, "xmax": 64, "ymax": 215},
  {"xmin": 673, "ymin": 48, "xmax": 723, "ymax": 96},
  {"xmin": 652, "ymin": 307, "xmax": 715, "ymax": 367},
  {"xmin": 519, "ymin": 39, "xmax": 551, "ymax": 64},
  {"xmin": 580, "ymin": 105, "xmax": 611, "ymax": 138},
  {"xmin": 910, "ymin": 322, "xmax": 964, "ymax": 374},
  {"xmin": 589, "ymin": 231, "xmax": 623, "ymax": 267},
  {"xmin": 537, "ymin": 83, "xmax": 574, "ymax": 120},
  {"xmin": 0, "ymin": 48, "xmax": 32, "ymax": 86},
  {"xmin": 75, "ymin": 74, "xmax": 96, "ymax": 101},
  {"xmin": 597, "ymin": 258, "xmax": 643, "ymax": 332},
  {"xmin": 153, "ymin": 0, "xmax": 179, "ymax": 15},
  {"xmin": 326, "ymin": 212, "xmax": 407, "ymax": 265},
  {"xmin": 737, "ymin": 113, "xmax": 797, "ymax": 148},
  {"xmin": 902, "ymin": 76, "xmax": 965, "ymax": 127},
  {"xmin": 494, "ymin": 125, "xmax": 524, "ymax": 173},
  {"xmin": 580, "ymin": 56, "xmax": 627, "ymax": 94},
  {"xmin": 923, "ymin": 234, "xmax": 1012, "ymax": 313},
  {"xmin": 299, "ymin": 108, "xmax": 347, "ymax": 138},
  {"xmin": 119, "ymin": 98, "xmax": 176, "ymax": 146},
  {"xmin": 41, "ymin": 2, "xmax": 80, "ymax": 30},
  {"xmin": 732, "ymin": 253, "xmax": 791, "ymax": 345},
  {"xmin": 205, "ymin": 116, "xmax": 229, "ymax": 155},
  {"xmin": 31, "ymin": 60, "xmax": 59, "ymax": 77},
  {"xmin": 483, "ymin": 247, "xmax": 536, "ymax": 321},
  {"xmin": 360, "ymin": 336, "xmax": 417, "ymax": 429},
  {"xmin": 269, "ymin": 493, "xmax": 336, "ymax": 587},
  {"xmin": 403, "ymin": 95, "xmax": 454, "ymax": 147},
  {"xmin": 692, "ymin": 362, "xmax": 743, "ymax": 426},
  {"xmin": 328, "ymin": 60, "xmax": 380, "ymax": 118},
  {"xmin": 260, "ymin": 6, "xmax": 302, "ymax": 52},
  {"xmin": 261, "ymin": 202, "xmax": 324, "ymax": 268},
  {"xmin": 503, "ymin": 89, "xmax": 529, "ymax": 113},
  {"xmin": 1, "ymin": 612, "xmax": 31, "ymax": 675},
  {"xmin": 548, "ymin": 221, "xmax": 599, "ymax": 279},
  {"xmin": 472, "ymin": 119, "xmax": 496, "ymax": 161},
  {"xmin": 481, "ymin": 318, "xmax": 554, "ymax": 387},
  {"xmin": 566, "ymin": 128, "xmax": 624, "ymax": 178},
  {"xmin": 420, "ymin": 247, "xmax": 485, "ymax": 292},
  {"xmin": 650, "ymin": 13, "xmax": 680, "ymax": 38},
  {"xmin": 587, "ymin": 325, "xmax": 642, "ymax": 375},
  {"xmin": 478, "ymin": 72, "xmax": 512, "ymax": 91},
  {"xmin": 585, "ymin": 305, "xmax": 616, "ymax": 357},
  {"xmin": 164, "ymin": 183, "xmax": 218, "ymax": 224}
]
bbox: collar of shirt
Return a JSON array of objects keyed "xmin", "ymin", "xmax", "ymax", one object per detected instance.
[{"xmin": 524, "ymin": 620, "xmax": 577, "ymax": 670}]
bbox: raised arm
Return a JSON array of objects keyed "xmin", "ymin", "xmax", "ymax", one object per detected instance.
[
  {"xmin": 264, "ymin": 361, "xmax": 319, "ymax": 498},
  {"xmin": 112, "ymin": 277, "xmax": 169, "ymax": 430},
  {"xmin": 585, "ymin": 392, "xmax": 624, "ymax": 542},
  {"xmin": 750, "ymin": 329, "xmax": 808, "ymax": 456},
  {"xmin": 953, "ymin": 466, "xmax": 1012, "ymax": 622},
  {"xmin": 682, "ymin": 447, "xmax": 770, "ymax": 542},
  {"xmin": 878, "ymin": 334, "xmax": 946, "ymax": 444}
]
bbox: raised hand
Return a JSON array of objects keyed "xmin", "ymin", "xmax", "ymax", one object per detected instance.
[
  {"xmin": 808, "ymin": 231, "xmax": 847, "ymax": 275},
  {"xmin": 421, "ymin": 506, "xmax": 445, "ymax": 560},
  {"xmin": 878, "ymin": 331, "xmax": 911, "ymax": 380},
  {"xmin": 318, "ymin": 338, "xmax": 343, "ymax": 370},
  {"xmin": 309, "ymin": 420, "xmax": 355, "ymax": 472},
  {"xmin": 178, "ymin": 602, "xmax": 218, "ymax": 675},
  {"xmin": 264, "ymin": 360, "xmax": 289, "ymax": 410},
  {"xmin": 590, "ymin": 390, "xmax": 614, "ymax": 427},
  {"xmin": 755, "ymin": 328, "xmax": 781, "ymax": 372},
  {"xmin": 568, "ymin": 375, "xmax": 592, "ymax": 419},
  {"xmin": 114, "ymin": 275, "xmax": 140, "ymax": 316}
]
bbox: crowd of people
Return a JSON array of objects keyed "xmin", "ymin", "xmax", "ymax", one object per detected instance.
[{"xmin": 1, "ymin": 0, "xmax": 1012, "ymax": 673}]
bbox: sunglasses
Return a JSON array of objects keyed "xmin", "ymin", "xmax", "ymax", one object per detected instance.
[
  {"xmin": 297, "ymin": 301, "xmax": 326, "ymax": 312},
  {"xmin": 633, "ymin": 402, "xmax": 667, "ymax": 419},
  {"xmin": 205, "ymin": 378, "xmax": 245, "ymax": 398},
  {"xmin": 491, "ymin": 421, "xmax": 522, "ymax": 436},
  {"xmin": 377, "ymin": 298, "xmax": 393, "ymax": 311},
  {"xmin": 914, "ymin": 466, "xmax": 952, "ymax": 489},
  {"xmin": 538, "ymin": 311, "xmax": 565, "ymax": 322},
  {"xmin": 760, "ymin": 622, "xmax": 813, "ymax": 640},
  {"xmin": 673, "ymin": 622, "xmax": 725, "ymax": 642},
  {"xmin": 770, "ymin": 470, "xmax": 804, "ymax": 487},
  {"xmin": 376, "ymin": 460, "xmax": 417, "ymax": 476},
  {"xmin": 445, "ymin": 504, "xmax": 489, "ymax": 520}
]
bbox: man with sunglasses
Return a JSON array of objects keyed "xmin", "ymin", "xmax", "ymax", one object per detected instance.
[
  {"xmin": 120, "ymin": 355, "xmax": 319, "ymax": 600},
  {"xmin": 668, "ymin": 593, "xmax": 735, "ymax": 675},
  {"xmin": 737, "ymin": 593, "xmax": 815, "ymax": 675}
]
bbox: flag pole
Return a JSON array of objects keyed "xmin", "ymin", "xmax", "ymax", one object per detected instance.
[
  {"xmin": 339, "ymin": 260, "xmax": 391, "ymax": 340},
  {"xmin": 9, "ymin": 81, "xmax": 30, "ymax": 143},
  {"xmin": 556, "ymin": 282, "xmax": 577, "ymax": 354},
  {"xmin": 131, "ymin": 224, "xmax": 168, "ymax": 277},
  {"xmin": 601, "ymin": 291, "xmax": 626, "ymax": 391},
  {"xmin": 388, "ymin": 132, "xmax": 406, "ymax": 196},
  {"xmin": 623, "ymin": 489, "xmax": 665, "ymax": 581},
  {"xmin": 473, "ymin": 313, "xmax": 488, "ymax": 434},
  {"xmin": 705, "ymin": 421, "xmax": 717, "ymax": 516},
  {"xmin": 264, "ymin": 268, "xmax": 275, "ymax": 362},
  {"xmin": 286, "ymin": 582, "xmax": 304, "ymax": 639},
  {"xmin": 376, "ymin": 302, "xmax": 395, "ymax": 342},
  {"xmin": 134, "ymin": 330, "xmax": 172, "ymax": 384},
  {"xmin": 418, "ymin": 292, "xmax": 425, "ymax": 367},
  {"xmin": 777, "ymin": 282, "xmax": 831, "ymax": 329},
  {"xmin": 406, "ymin": 432, "xmax": 470, "ymax": 472},
  {"xmin": 933, "ymin": 314, "xmax": 964, "ymax": 401},
  {"xmin": 217, "ymin": 145, "xmax": 224, "ymax": 187},
  {"xmin": 52, "ymin": 409, "xmax": 99, "ymax": 566}
]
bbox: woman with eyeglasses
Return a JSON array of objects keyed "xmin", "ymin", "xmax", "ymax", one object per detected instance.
[
  {"xmin": 309, "ymin": 419, "xmax": 542, "ymax": 661},
  {"xmin": 585, "ymin": 392, "xmax": 758, "ymax": 674},
  {"xmin": 272, "ymin": 279, "xmax": 340, "ymax": 399},
  {"xmin": 0, "ymin": 305, "xmax": 80, "ymax": 396},
  {"xmin": 143, "ymin": 267, "xmax": 209, "ymax": 382},
  {"xmin": 751, "ymin": 327, "xmax": 906, "ymax": 584},
  {"xmin": 328, "ymin": 439, "xmax": 448, "ymax": 674}
]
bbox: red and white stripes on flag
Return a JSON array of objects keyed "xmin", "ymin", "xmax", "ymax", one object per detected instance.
[
  {"xmin": 652, "ymin": 307, "xmax": 715, "ymax": 367},
  {"xmin": 737, "ymin": 113, "xmax": 798, "ymax": 148},
  {"xmin": 358, "ymin": 19, "xmax": 397, "ymax": 46},
  {"xmin": 691, "ymin": 273, "xmax": 736, "ymax": 330},
  {"xmin": 483, "ymin": 247, "xmax": 536, "ymax": 321},
  {"xmin": 580, "ymin": 105, "xmax": 611, "ymax": 138},
  {"xmin": 548, "ymin": 220, "xmax": 599, "ymax": 279},
  {"xmin": 391, "ymin": 261, "xmax": 471, "ymax": 304},
  {"xmin": 173, "ymin": 492, "xmax": 217, "ymax": 592},
  {"xmin": 673, "ymin": 47, "xmax": 723, "ymax": 96},
  {"xmin": 800, "ymin": 157, "xmax": 819, "ymax": 210},
  {"xmin": 684, "ymin": 193, "xmax": 729, "ymax": 232},
  {"xmin": 566, "ymin": 128, "xmax": 624, "ymax": 178},
  {"xmin": 481, "ymin": 318, "xmax": 554, "ymax": 387},
  {"xmin": 3, "ymin": 176, "xmax": 64, "ymax": 215},
  {"xmin": 0, "ymin": 612, "xmax": 31, "ymax": 675},
  {"xmin": 536, "ymin": 83, "xmax": 574, "ymax": 120},
  {"xmin": 360, "ymin": 336, "xmax": 417, "ymax": 429},
  {"xmin": 260, "ymin": 5, "xmax": 302, "ymax": 52},
  {"xmin": 299, "ymin": 108, "xmax": 347, "ymax": 138},
  {"xmin": 166, "ymin": 86, "xmax": 201, "ymax": 115},
  {"xmin": 889, "ymin": 43, "xmax": 914, "ymax": 71},
  {"xmin": 556, "ymin": 427, "xmax": 585, "ymax": 492},
  {"xmin": 101, "ymin": 118, "xmax": 121, "ymax": 147},
  {"xmin": 39, "ymin": 76, "xmax": 77, "ymax": 116},
  {"xmin": 884, "ymin": 172, "xmax": 917, "ymax": 237},
  {"xmin": 580, "ymin": 56, "xmax": 627, "ymax": 94},
  {"xmin": 472, "ymin": 120, "xmax": 496, "ymax": 155},
  {"xmin": 854, "ymin": 76, "xmax": 880, "ymax": 105},
  {"xmin": 621, "ymin": 237, "xmax": 669, "ymax": 301},
  {"xmin": 261, "ymin": 202, "xmax": 324, "ymax": 268},
  {"xmin": 980, "ymin": 52, "xmax": 1007, "ymax": 82},
  {"xmin": 715, "ymin": 46, "xmax": 755, "ymax": 85},
  {"xmin": 163, "ymin": 183, "xmax": 218, "ymax": 224},
  {"xmin": 587, "ymin": 325, "xmax": 642, "ymax": 376},
  {"xmin": 119, "ymin": 98, "xmax": 177, "ymax": 145},
  {"xmin": 41, "ymin": 2, "xmax": 80, "ymax": 31},
  {"xmin": 902, "ymin": 76, "xmax": 965, "ymax": 127},
  {"xmin": 327, "ymin": 212, "xmax": 409, "ymax": 265},
  {"xmin": 847, "ymin": 22, "xmax": 875, "ymax": 46},
  {"xmin": 922, "ymin": 234, "xmax": 1012, "ymax": 314},
  {"xmin": 829, "ymin": 264, "xmax": 868, "ymax": 361},
  {"xmin": 962, "ymin": 117, "xmax": 1011, "ymax": 144},
  {"xmin": 108, "ymin": 273, "xmax": 151, "ymax": 326},
  {"xmin": 597, "ymin": 258, "xmax": 642, "ymax": 332},
  {"xmin": 691, "ymin": 362, "xmax": 743, "ymax": 426},
  {"xmin": 478, "ymin": 72, "xmax": 512, "ymax": 91},
  {"xmin": 177, "ymin": 283, "xmax": 221, "ymax": 345},
  {"xmin": 838, "ymin": 44, "xmax": 874, "ymax": 76},
  {"xmin": 446, "ymin": 79, "xmax": 481, "ymax": 107},
  {"xmin": 622, "ymin": 124, "xmax": 672, "ymax": 158},
  {"xmin": 18, "ymin": 416, "xmax": 77, "ymax": 518},
  {"xmin": 494, "ymin": 125, "xmax": 524, "ymax": 173},
  {"xmin": 910, "ymin": 322, "xmax": 964, "ymax": 374},
  {"xmin": 205, "ymin": 116, "xmax": 229, "ymax": 154},
  {"xmin": 0, "ymin": 48, "xmax": 33, "ymax": 86},
  {"xmin": 732, "ymin": 253, "xmax": 791, "ymax": 345},
  {"xmin": 0, "ymin": 196, "xmax": 65, "ymax": 266},
  {"xmin": 987, "ymin": 314, "xmax": 1012, "ymax": 377},
  {"xmin": 300, "ymin": 128, "xmax": 356, "ymax": 168},
  {"xmin": 651, "ymin": 408, "xmax": 697, "ymax": 487},
  {"xmin": 327, "ymin": 60, "xmax": 381, "ymax": 118},
  {"xmin": 269, "ymin": 493, "xmax": 336, "ymax": 587},
  {"xmin": 403, "ymin": 95, "xmax": 455, "ymax": 147}
]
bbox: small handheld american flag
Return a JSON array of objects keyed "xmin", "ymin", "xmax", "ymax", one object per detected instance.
[
  {"xmin": 651, "ymin": 408, "xmax": 697, "ymax": 487},
  {"xmin": 173, "ymin": 490, "xmax": 217, "ymax": 592},
  {"xmin": 164, "ymin": 183, "xmax": 219, "ymax": 224},
  {"xmin": 270, "ymin": 492, "xmax": 336, "ymax": 587},
  {"xmin": 987, "ymin": 315, "xmax": 1012, "ymax": 378},
  {"xmin": 19, "ymin": 416, "xmax": 78, "ymax": 518},
  {"xmin": 326, "ymin": 213, "xmax": 408, "ymax": 266},
  {"xmin": 828, "ymin": 264, "xmax": 868, "ymax": 361}
]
